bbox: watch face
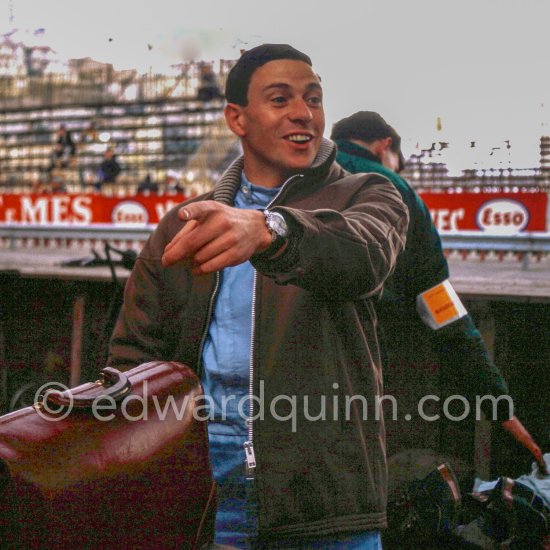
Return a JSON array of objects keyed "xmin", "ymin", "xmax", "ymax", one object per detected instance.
[{"xmin": 266, "ymin": 211, "xmax": 289, "ymax": 238}]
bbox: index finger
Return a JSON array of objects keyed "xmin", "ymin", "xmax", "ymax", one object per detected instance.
[{"xmin": 162, "ymin": 219, "xmax": 199, "ymax": 266}]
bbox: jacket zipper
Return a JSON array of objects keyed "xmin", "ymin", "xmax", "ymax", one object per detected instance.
[
  {"xmin": 243, "ymin": 173, "xmax": 304, "ymax": 480},
  {"xmin": 244, "ymin": 270, "xmax": 259, "ymax": 479},
  {"xmin": 196, "ymin": 271, "xmax": 221, "ymax": 379}
]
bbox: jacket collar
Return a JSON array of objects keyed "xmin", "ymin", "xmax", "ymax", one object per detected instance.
[{"xmin": 213, "ymin": 138, "xmax": 336, "ymax": 205}]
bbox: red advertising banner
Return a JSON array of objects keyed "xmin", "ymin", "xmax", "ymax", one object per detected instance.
[
  {"xmin": 0, "ymin": 191, "xmax": 548, "ymax": 234},
  {"xmin": 0, "ymin": 193, "xmax": 187, "ymax": 226},
  {"xmin": 418, "ymin": 191, "xmax": 548, "ymax": 234}
]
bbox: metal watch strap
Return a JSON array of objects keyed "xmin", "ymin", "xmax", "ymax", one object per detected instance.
[{"xmin": 254, "ymin": 210, "xmax": 288, "ymax": 259}]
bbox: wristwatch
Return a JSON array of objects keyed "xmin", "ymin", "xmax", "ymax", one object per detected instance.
[{"xmin": 259, "ymin": 209, "xmax": 289, "ymax": 258}]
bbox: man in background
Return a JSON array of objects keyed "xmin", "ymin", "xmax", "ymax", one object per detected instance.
[
  {"xmin": 331, "ymin": 111, "xmax": 545, "ymax": 475},
  {"xmin": 47, "ymin": 124, "xmax": 76, "ymax": 172},
  {"xmin": 94, "ymin": 147, "xmax": 121, "ymax": 192}
]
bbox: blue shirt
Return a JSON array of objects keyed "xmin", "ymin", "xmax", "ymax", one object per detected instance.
[
  {"xmin": 201, "ymin": 174, "xmax": 279, "ymax": 436},
  {"xmin": 201, "ymin": 174, "xmax": 278, "ymax": 546}
]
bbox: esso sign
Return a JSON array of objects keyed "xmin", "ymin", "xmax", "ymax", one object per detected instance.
[
  {"xmin": 111, "ymin": 201, "xmax": 149, "ymax": 226},
  {"xmin": 476, "ymin": 199, "xmax": 529, "ymax": 235}
]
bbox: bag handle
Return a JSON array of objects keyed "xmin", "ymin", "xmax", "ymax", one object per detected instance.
[{"xmin": 44, "ymin": 367, "xmax": 132, "ymax": 410}]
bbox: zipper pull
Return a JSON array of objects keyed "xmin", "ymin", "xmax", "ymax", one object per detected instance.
[{"xmin": 244, "ymin": 440, "xmax": 256, "ymax": 479}]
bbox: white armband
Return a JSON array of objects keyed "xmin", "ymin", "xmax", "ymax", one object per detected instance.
[{"xmin": 416, "ymin": 279, "xmax": 467, "ymax": 330}]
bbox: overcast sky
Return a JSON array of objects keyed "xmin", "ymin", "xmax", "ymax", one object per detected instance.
[{"xmin": 4, "ymin": 0, "xmax": 550, "ymax": 170}]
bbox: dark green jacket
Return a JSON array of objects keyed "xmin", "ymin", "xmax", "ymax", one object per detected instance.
[{"xmin": 335, "ymin": 140, "xmax": 510, "ymax": 427}]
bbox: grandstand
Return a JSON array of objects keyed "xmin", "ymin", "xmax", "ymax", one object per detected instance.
[
  {"xmin": 0, "ymin": 30, "xmax": 240, "ymax": 195},
  {"xmin": 402, "ymin": 139, "xmax": 550, "ymax": 192},
  {"xmin": 2, "ymin": 29, "xmax": 550, "ymax": 195}
]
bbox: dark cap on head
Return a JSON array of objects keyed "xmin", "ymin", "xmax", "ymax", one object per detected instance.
[
  {"xmin": 225, "ymin": 43, "xmax": 312, "ymax": 106},
  {"xmin": 331, "ymin": 111, "xmax": 406, "ymax": 171}
]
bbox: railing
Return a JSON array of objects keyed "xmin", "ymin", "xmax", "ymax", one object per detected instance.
[
  {"xmin": 2, "ymin": 224, "xmax": 550, "ymax": 268},
  {"xmin": 0, "ymin": 224, "xmax": 154, "ymax": 250},
  {"xmin": 440, "ymin": 231, "xmax": 550, "ymax": 268}
]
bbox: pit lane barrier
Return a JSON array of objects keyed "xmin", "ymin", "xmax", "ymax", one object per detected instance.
[
  {"xmin": 0, "ymin": 223, "xmax": 154, "ymax": 252},
  {"xmin": 440, "ymin": 231, "xmax": 550, "ymax": 269},
  {"xmin": 1, "ymin": 225, "xmax": 550, "ymax": 269}
]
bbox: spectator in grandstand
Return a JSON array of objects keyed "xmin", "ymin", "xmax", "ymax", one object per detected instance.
[
  {"xmin": 108, "ymin": 43, "xmax": 410, "ymax": 549},
  {"xmin": 81, "ymin": 120, "xmax": 99, "ymax": 143},
  {"xmin": 331, "ymin": 110, "xmax": 546, "ymax": 469},
  {"xmin": 196, "ymin": 62, "xmax": 222, "ymax": 101},
  {"xmin": 94, "ymin": 147, "xmax": 121, "ymax": 192},
  {"xmin": 136, "ymin": 173, "xmax": 159, "ymax": 195},
  {"xmin": 47, "ymin": 124, "xmax": 76, "ymax": 172}
]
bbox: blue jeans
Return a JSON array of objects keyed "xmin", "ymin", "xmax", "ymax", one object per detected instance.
[
  {"xmin": 208, "ymin": 532, "xmax": 382, "ymax": 550},
  {"xmin": 209, "ymin": 432, "xmax": 258, "ymax": 547},
  {"xmin": 208, "ymin": 433, "xmax": 382, "ymax": 550},
  {"xmin": 261, "ymin": 531, "xmax": 382, "ymax": 549}
]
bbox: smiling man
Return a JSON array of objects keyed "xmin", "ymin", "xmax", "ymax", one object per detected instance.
[{"xmin": 108, "ymin": 44, "xmax": 409, "ymax": 549}]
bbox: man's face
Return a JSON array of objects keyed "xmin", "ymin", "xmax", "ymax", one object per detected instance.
[
  {"xmin": 381, "ymin": 146, "xmax": 402, "ymax": 173},
  {"xmin": 229, "ymin": 59, "xmax": 325, "ymax": 187}
]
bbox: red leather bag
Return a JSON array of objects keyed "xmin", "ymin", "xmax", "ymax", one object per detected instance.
[{"xmin": 0, "ymin": 361, "xmax": 214, "ymax": 549}]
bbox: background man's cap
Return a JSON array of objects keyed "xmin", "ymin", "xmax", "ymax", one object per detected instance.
[
  {"xmin": 331, "ymin": 111, "xmax": 406, "ymax": 170},
  {"xmin": 225, "ymin": 43, "xmax": 312, "ymax": 105}
]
